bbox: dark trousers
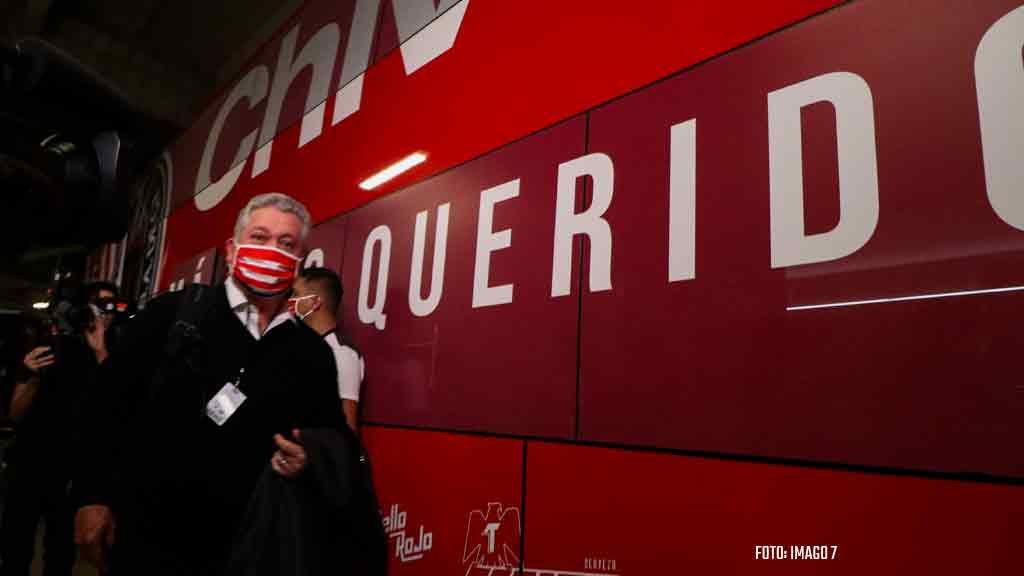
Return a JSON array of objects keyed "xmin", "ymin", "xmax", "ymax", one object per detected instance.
[{"xmin": 0, "ymin": 457, "xmax": 74, "ymax": 576}]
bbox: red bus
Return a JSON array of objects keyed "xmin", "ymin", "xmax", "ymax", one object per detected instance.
[{"xmin": 95, "ymin": 1, "xmax": 1024, "ymax": 573}]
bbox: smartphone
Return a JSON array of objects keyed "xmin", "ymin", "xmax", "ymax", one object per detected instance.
[{"xmin": 33, "ymin": 331, "xmax": 59, "ymax": 364}]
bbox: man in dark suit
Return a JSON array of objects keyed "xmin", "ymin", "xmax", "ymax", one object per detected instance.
[{"xmin": 73, "ymin": 192, "xmax": 343, "ymax": 575}]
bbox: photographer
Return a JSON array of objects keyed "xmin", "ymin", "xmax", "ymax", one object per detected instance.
[{"xmin": 0, "ymin": 281, "xmax": 120, "ymax": 576}]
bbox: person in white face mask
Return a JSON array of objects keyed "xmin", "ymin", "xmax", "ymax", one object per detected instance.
[
  {"xmin": 290, "ymin": 267, "xmax": 365, "ymax": 432},
  {"xmin": 72, "ymin": 193, "xmax": 344, "ymax": 576}
]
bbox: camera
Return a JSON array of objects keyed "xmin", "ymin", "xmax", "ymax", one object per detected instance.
[{"xmin": 46, "ymin": 281, "xmax": 132, "ymax": 343}]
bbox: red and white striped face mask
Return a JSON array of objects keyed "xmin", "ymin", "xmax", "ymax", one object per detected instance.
[{"xmin": 232, "ymin": 244, "xmax": 302, "ymax": 297}]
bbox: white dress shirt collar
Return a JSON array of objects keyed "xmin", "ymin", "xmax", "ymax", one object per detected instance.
[{"xmin": 225, "ymin": 278, "xmax": 294, "ymax": 340}]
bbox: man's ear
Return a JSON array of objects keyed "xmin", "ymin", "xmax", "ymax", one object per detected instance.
[{"xmin": 224, "ymin": 238, "xmax": 236, "ymax": 274}]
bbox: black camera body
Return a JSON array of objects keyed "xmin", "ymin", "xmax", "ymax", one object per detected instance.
[{"xmin": 46, "ymin": 281, "xmax": 133, "ymax": 347}]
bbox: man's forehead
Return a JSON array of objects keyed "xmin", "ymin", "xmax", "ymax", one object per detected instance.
[{"xmin": 245, "ymin": 206, "xmax": 302, "ymax": 233}]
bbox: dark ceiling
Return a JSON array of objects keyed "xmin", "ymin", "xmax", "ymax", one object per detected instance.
[
  {"xmin": 0, "ymin": 0, "xmax": 301, "ymax": 312},
  {"xmin": 2, "ymin": 0, "xmax": 302, "ymax": 127}
]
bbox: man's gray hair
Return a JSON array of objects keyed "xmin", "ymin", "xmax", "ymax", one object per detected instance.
[{"xmin": 233, "ymin": 192, "xmax": 312, "ymax": 243}]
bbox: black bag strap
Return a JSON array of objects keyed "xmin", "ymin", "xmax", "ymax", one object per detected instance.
[
  {"xmin": 165, "ymin": 283, "xmax": 217, "ymax": 360},
  {"xmin": 149, "ymin": 283, "xmax": 217, "ymax": 408}
]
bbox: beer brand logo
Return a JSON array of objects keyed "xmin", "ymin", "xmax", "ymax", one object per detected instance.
[
  {"xmin": 382, "ymin": 503, "xmax": 434, "ymax": 563},
  {"xmin": 463, "ymin": 502, "xmax": 521, "ymax": 575},
  {"xmin": 462, "ymin": 502, "xmax": 619, "ymax": 576}
]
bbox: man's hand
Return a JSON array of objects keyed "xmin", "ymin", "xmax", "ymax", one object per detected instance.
[
  {"xmin": 23, "ymin": 346, "xmax": 55, "ymax": 373},
  {"xmin": 271, "ymin": 429, "xmax": 308, "ymax": 479},
  {"xmin": 75, "ymin": 505, "xmax": 116, "ymax": 572},
  {"xmin": 85, "ymin": 320, "xmax": 109, "ymax": 363}
]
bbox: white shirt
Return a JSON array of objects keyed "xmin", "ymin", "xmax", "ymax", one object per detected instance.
[
  {"xmin": 225, "ymin": 278, "xmax": 294, "ymax": 340},
  {"xmin": 324, "ymin": 332, "xmax": 364, "ymax": 401}
]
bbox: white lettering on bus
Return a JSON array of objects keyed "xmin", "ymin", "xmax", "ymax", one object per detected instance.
[
  {"xmin": 195, "ymin": 0, "xmax": 472, "ymax": 211},
  {"xmin": 472, "ymin": 179, "xmax": 519, "ymax": 309},
  {"xmin": 253, "ymin": 22, "xmax": 341, "ymax": 177},
  {"xmin": 767, "ymin": 71, "xmax": 879, "ymax": 268},
  {"xmin": 409, "ymin": 202, "xmax": 451, "ymax": 317},
  {"xmin": 358, "ymin": 225, "xmax": 392, "ymax": 330},
  {"xmin": 194, "ymin": 67, "xmax": 268, "ymax": 211},
  {"xmin": 668, "ymin": 118, "xmax": 697, "ymax": 282},
  {"xmin": 976, "ymin": 5, "xmax": 1024, "ymax": 231},
  {"xmin": 552, "ymin": 153, "xmax": 615, "ymax": 297}
]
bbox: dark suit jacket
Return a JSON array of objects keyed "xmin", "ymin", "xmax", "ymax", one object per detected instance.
[
  {"xmin": 74, "ymin": 284, "xmax": 343, "ymax": 575},
  {"xmin": 225, "ymin": 427, "xmax": 387, "ymax": 576}
]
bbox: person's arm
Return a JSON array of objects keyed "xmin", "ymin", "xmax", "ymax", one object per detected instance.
[
  {"xmin": 73, "ymin": 293, "xmax": 176, "ymax": 571},
  {"xmin": 10, "ymin": 346, "xmax": 55, "ymax": 422},
  {"xmin": 335, "ymin": 347, "xmax": 363, "ymax": 432},
  {"xmin": 9, "ymin": 379, "xmax": 38, "ymax": 423},
  {"xmin": 272, "ymin": 334, "xmax": 345, "ymax": 478},
  {"xmin": 84, "ymin": 320, "xmax": 108, "ymax": 364},
  {"xmin": 341, "ymin": 399, "xmax": 358, "ymax": 432},
  {"xmin": 74, "ymin": 353, "xmax": 123, "ymax": 572}
]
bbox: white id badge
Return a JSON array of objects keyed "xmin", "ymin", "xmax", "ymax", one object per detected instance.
[{"xmin": 206, "ymin": 382, "xmax": 247, "ymax": 426}]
